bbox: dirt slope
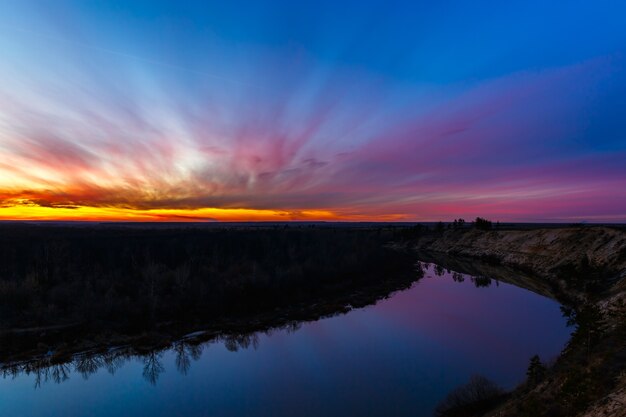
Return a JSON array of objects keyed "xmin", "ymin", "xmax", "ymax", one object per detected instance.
[
  {"xmin": 416, "ymin": 227, "xmax": 626, "ymax": 295},
  {"xmin": 414, "ymin": 226, "xmax": 626, "ymax": 417}
]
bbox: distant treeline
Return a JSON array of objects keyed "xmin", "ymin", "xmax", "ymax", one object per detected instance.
[{"xmin": 0, "ymin": 224, "xmax": 416, "ymax": 332}]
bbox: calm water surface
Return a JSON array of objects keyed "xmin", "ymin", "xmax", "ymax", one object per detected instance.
[{"xmin": 0, "ymin": 263, "xmax": 570, "ymax": 417}]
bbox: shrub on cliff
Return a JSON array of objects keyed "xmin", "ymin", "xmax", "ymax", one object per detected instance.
[
  {"xmin": 435, "ymin": 375, "xmax": 506, "ymax": 417},
  {"xmin": 526, "ymin": 355, "xmax": 546, "ymax": 387},
  {"xmin": 473, "ymin": 217, "xmax": 493, "ymax": 230}
]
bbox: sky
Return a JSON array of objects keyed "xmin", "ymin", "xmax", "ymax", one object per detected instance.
[{"xmin": 0, "ymin": 0, "xmax": 625, "ymax": 222}]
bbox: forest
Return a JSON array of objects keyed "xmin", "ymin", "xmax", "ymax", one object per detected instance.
[{"xmin": 0, "ymin": 223, "xmax": 418, "ymax": 348}]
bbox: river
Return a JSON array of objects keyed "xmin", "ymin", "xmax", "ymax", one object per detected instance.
[{"xmin": 0, "ymin": 261, "xmax": 570, "ymax": 417}]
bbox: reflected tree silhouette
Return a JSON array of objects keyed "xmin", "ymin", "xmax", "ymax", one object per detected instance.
[
  {"xmin": 50, "ymin": 363, "xmax": 71, "ymax": 384},
  {"xmin": 223, "ymin": 333, "xmax": 260, "ymax": 352},
  {"xmin": 224, "ymin": 338, "xmax": 239, "ymax": 352},
  {"xmin": 142, "ymin": 351, "xmax": 165, "ymax": 385},
  {"xmin": 285, "ymin": 322, "xmax": 302, "ymax": 334},
  {"xmin": 103, "ymin": 350, "xmax": 130, "ymax": 375},
  {"xmin": 0, "ymin": 317, "xmax": 327, "ymax": 388},
  {"xmin": 75, "ymin": 355, "xmax": 104, "ymax": 380},
  {"xmin": 419, "ymin": 261, "xmax": 495, "ymax": 287},
  {"xmin": 1, "ymin": 365, "xmax": 19, "ymax": 381},
  {"xmin": 417, "ymin": 260, "xmax": 507, "ymax": 291},
  {"xmin": 174, "ymin": 342, "xmax": 192, "ymax": 375},
  {"xmin": 471, "ymin": 275, "xmax": 493, "ymax": 288},
  {"xmin": 33, "ymin": 366, "xmax": 45, "ymax": 389},
  {"xmin": 21, "ymin": 359, "xmax": 72, "ymax": 388},
  {"xmin": 414, "ymin": 262, "xmax": 425, "ymax": 279},
  {"xmin": 188, "ymin": 343, "xmax": 203, "ymax": 361}
]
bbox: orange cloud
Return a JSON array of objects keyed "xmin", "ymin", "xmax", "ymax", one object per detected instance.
[{"xmin": 0, "ymin": 201, "xmax": 408, "ymax": 222}]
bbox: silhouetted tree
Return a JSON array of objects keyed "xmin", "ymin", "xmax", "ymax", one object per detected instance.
[
  {"xmin": 561, "ymin": 304, "xmax": 607, "ymax": 358},
  {"xmin": 526, "ymin": 355, "xmax": 546, "ymax": 387},
  {"xmin": 556, "ymin": 256, "xmax": 612, "ymax": 292},
  {"xmin": 451, "ymin": 218, "xmax": 466, "ymax": 229},
  {"xmin": 473, "ymin": 217, "xmax": 493, "ymax": 230}
]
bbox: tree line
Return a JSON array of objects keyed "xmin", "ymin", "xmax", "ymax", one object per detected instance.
[{"xmin": 0, "ymin": 224, "xmax": 416, "ymax": 334}]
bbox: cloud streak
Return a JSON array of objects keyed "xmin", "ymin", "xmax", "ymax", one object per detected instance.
[{"xmin": 0, "ymin": 2, "xmax": 625, "ymax": 221}]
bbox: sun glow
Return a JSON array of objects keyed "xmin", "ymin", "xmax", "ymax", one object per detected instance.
[{"xmin": 0, "ymin": 203, "xmax": 408, "ymax": 222}]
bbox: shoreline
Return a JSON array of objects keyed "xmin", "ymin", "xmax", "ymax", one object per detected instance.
[
  {"xmin": 0, "ymin": 268, "xmax": 418, "ymax": 366},
  {"xmin": 1, "ymin": 254, "xmax": 566, "ymax": 400},
  {"xmin": 411, "ymin": 227, "xmax": 626, "ymax": 417}
]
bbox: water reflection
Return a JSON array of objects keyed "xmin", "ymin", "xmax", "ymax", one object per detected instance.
[
  {"xmin": 0, "ymin": 259, "xmax": 572, "ymax": 417},
  {"xmin": 416, "ymin": 261, "xmax": 496, "ymax": 288},
  {"xmin": 0, "ymin": 260, "xmax": 559, "ymax": 389},
  {"xmin": 1, "ymin": 327, "xmax": 295, "ymax": 387}
]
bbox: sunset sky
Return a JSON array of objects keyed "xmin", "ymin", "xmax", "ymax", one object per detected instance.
[{"xmin": 0, "ymin": 1, "xmax": 625, "ymax": 222}]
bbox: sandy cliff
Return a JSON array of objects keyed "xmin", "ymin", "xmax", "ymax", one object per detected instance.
[
  {"xmin": 416, "ymin": 227, "xmax": 626, "ymax": 297},
  {"xmin": 413, "ymin": 226, "xmax": 626, "ymax": 417}
]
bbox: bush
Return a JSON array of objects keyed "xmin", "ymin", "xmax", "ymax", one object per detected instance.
[
  {"xmin": 526, "ymin": 355, "xmax": 546, "ymax": 387},
  {"xmin": 435, "ymin": 375, "xmax": 505, "ymax": 417}
]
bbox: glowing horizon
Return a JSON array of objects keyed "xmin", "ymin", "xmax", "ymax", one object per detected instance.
[{"xmin": 1, "ymin": 1, "xmax": 625, "ymax": 222}]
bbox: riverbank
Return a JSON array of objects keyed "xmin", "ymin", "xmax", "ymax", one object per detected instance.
[{"xmin": 411, "ymin": 226, "xmax": 626, "ymax": 417}]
